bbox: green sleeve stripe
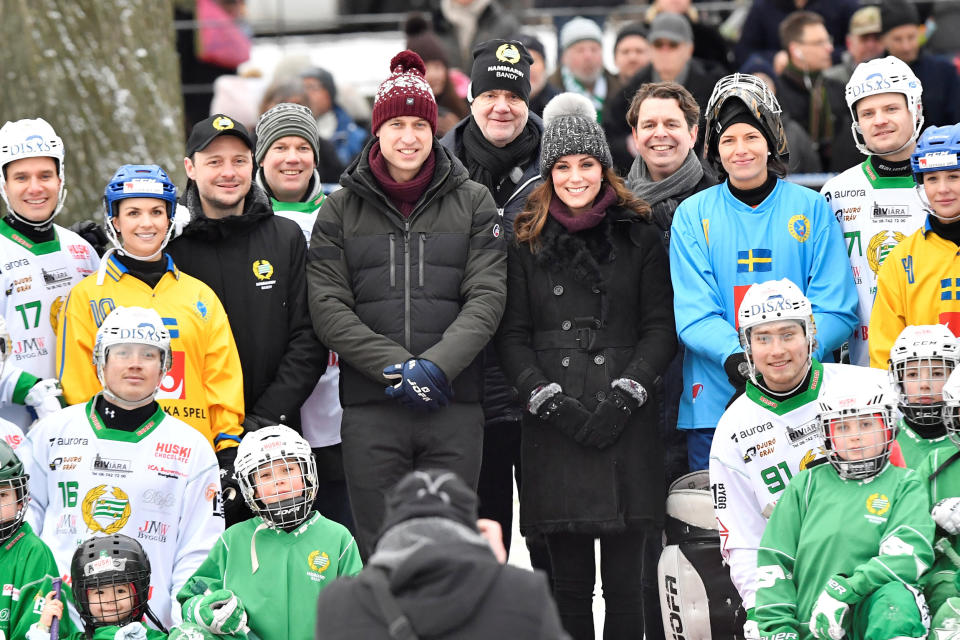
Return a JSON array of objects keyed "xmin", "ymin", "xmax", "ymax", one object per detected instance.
[{"xmin": 12, "ymin": 372, "xmax": 40, "ymax": 405}]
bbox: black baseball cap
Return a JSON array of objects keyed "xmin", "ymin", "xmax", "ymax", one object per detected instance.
[{"xmin": 185, "ymin": 114, "xmax": 254, "ymax": 156}]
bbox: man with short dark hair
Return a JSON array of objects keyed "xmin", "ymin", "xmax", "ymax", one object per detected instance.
[
  {"xmin": 777, "ymin": 11, "xmax": 859, "ymax": 171},
  {"xmin": 613, "ymin": 22, "xmax": 650, "ymax": 86},
  {"xmin": 169, "ymin": 113, "xmax": 326, "ymax": 454}
]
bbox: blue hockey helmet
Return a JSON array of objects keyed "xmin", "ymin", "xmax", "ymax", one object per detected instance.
[
  {"xmin": 911, "ymin": 124, "xmax": 960, "ymax": 183},
  {"xmin": 102, "ymin": 164, "xmax": 177, "ymax": 259}
]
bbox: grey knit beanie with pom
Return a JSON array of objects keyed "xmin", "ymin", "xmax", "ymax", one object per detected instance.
[
  {"xmin": 254, "ymin": 102, "xmax": 321, "ymax": 166},
  {"xmin": 539, "ymin": 93, "xmax": 613, "ymax": 177}
]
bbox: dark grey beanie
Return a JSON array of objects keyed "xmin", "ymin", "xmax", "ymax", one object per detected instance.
[
  {"xmin": 539, "ymin": 92, "xmax": 613, "ymax": 177},
  {"xmin": 254, "ymin": 102, "xmax": 321, "ymax": 166}
]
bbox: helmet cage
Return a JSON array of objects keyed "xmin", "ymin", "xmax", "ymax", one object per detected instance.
[
  {"xmin": 234, "ymin": 426, "xmax": 318, "ymax": 531},
  {"xmin": 888, "ymin": 325, "xmax": 959, "ymax": 426},
  {"xmin": 846, "ymin": 57, "xmax": 924, "ymax": 157},
  {"xmin": 71, "ymin": 536, "xmax": 152, "ymax": 630},
  {"xmin": 0, "ymin": 474, "xmax": 28, "ymax": 543},
  {"xmin": 818, "ymin": 397, "xmax": 898, "ymax": 480},
  {"xmin": 93, "ymin": 308, "xmax": 173, "ymax": 405},
  {"xmin": 103, "ymin": 165, "xmax": 177, "ymax": 261},
  {"xmin": 704, "ymin": 73, "xmax": 789, "ymax": 174},
  {"xmin": 0, "ymin": 118, "xmax": 66, "ymax": 230}
]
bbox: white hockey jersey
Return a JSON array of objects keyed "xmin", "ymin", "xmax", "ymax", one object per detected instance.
[
  {"xmin": 820, "ymin": 162, "xmax": 925, "ymax": 366},
  {"xmin": 709, "ymin": 361, "xmax": 889, "ymax": 609},
  {"xmin": 22, "ymin": 399, "xmax": 223, "ymax": 628},
  {"xmin": 0, "ymin": 220, "xmax": 99, "ymax": 426}
]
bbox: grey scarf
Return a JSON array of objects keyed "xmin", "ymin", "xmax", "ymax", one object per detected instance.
[{"xmin": 626, "ymin": 150, "xmax": 704, "ymax": 246}]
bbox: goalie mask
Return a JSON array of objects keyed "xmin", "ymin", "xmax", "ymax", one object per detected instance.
[
  {"xmin": 818, "ymin": 385, "xmax": 898, "ymax": 480},
  {"xmin": 0, "ymin": 440, "xmax": 28, "ymax": 544},
  {"xmin": 889, "ymin": 324, "xmax": 958, "ymax": 427},
  {"xmin": 93, "ymin": 306, "xmax": 173, "ymax": 407},
  {"xmin": 704, "ymin": 73, "xmax": 789, "ymax": 176},
  {"xmin": 0, "ymin": 118, "xmax": 66, "ymax": 230},
  {"xmin": 846, "ymin": 56, "xmax": 923, "ymax": 157},
  {"xmin": 235, "ymin": 425, "xmax": 318, "ymax": 531},
  {"xmin": 737, "ymin": 278, "xmax": 816, "ymax": 389},
  {"xmin": 70, "ymin": 534, "xmax": 160, "ymax": 631}
]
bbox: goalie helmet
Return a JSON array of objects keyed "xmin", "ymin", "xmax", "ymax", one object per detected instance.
[
  {"xmin": 70, "ymin": 534, "xmax": 154, "ymax": 630},
  {"xmin": 235, "ymin": 425, "xmax": 318, "ymax": 531},
  {"xmin": 93, "ymin": 306, "xmax": 173, "ymax": 405},
  {"xmin": 737, "ymin": 279, "xmax": 816, "ymax": 385},
  {"xmin": 889, "ymin": 324, "xmax": 959, "ymax": 427},
  {"xmin": 103, "ymin": 164, "xmax": 178, "ymax": 260},
  {"xmin": 817, "ymin": 385, "xmax": 898, "ymax": 480},
  {"xmin": 846, "ymin": 56, "xmax": 923, "ymax": 157},
  {"xmin": 703, "ymin": 73, "xmax": 789, "ymax": 176},
  {"xmin": 0, "ymin": 440, "xmax": 28, "ymax": 544},
  {"xmin": 0, "ymin": 118, "xmax": 66, "ymax": 230}
]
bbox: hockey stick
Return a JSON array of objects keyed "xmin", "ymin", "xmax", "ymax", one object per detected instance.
[
  {"xmin": 935, "ymin": 537, "xmax": 960, "ymax": 569},
  {"xmin": 50, "ymin": 577, "xmax": 62, "ymax": 640}
]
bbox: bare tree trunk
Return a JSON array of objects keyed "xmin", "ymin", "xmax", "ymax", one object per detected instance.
[{"xmin": 0, "ymin": 0, "xmax": 184, "ymax": 226}]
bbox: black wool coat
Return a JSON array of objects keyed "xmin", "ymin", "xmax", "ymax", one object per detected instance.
[{"xmin": 497, "ymin": 205, "xmax": 677, "ymax": 535}]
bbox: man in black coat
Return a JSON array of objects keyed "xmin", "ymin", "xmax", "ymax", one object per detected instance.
[
  {"xmin": 315, "ymin": 470, "xmax": 569, "ymax": 639},
  {"xmin": 440, "ymin": 39, "xmax": 550, "ymax": 571},
  {"xmin": 169, "ymin": 115, "xmax": 327, "ymax": 525}
]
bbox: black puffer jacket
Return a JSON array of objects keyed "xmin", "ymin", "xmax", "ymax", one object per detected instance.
[
  {"xmin": 441, "ymin": 114, "xmax": 545, "ymax": 424},
  {"xmin": 169, "ymin": 182, "xmax": 327, "ymax": 429},
  {"xmin": 497, "ymin": 206, "xmax": 676, "ymax": 534},
  {"xmin": 307, "ymin": 139, "xmax": 507, "ymax": 407}
]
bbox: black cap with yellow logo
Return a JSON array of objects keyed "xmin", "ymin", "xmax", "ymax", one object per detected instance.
[
  {"xmin": 185, "ymin": 113, "xmax": 254, "ymax": 157},
  {"xmin": 468, "ymin": 39, "xmax": 533, "ymax": 104}
]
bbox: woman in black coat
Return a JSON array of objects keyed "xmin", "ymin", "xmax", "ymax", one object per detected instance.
[{"xmin": 496, "ymin": 93, "xmax": 677, "ymax": 640}]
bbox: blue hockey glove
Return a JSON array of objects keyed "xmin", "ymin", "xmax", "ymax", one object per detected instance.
[{"xmin": 383, "ymin": 359, "xmax": 453, "ymax": 410}]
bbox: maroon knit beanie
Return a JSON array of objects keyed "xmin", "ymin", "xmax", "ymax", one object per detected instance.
[{"xmin": 372, "ymin": 51, "xmax": 438, "ymax": 135}]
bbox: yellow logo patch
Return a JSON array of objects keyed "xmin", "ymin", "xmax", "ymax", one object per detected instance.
[
  {"xmin": 81, "ymin": 485, "xmax": 131, "ymax": 534},
  {"xmin": 788, "ymin": 214, "xmax": 810, "ymax": 243},
  {"xmin": 212, "ymin": 116, "xmax": 235, "ymax": 131},
  {"xmin": 866, "ymin": 492, "xmax": 890, "ymax": 516},
  {"xmin": 496, "ymin": 43, "xmax": 521, "ymax": 64},
  {"xmin": 252, "ymin": 260, "xmax": 274, "ymax": 281},
  {"xmin": 308, "ymin": 550, "xmax": 330, "ymax": 574}
]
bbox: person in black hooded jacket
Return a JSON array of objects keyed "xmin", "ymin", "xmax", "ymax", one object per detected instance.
[
  {"xmin": 168, "ymin": 114, "xmax": 327, "ymax": 444},
  {"xmin": 315, "ymin": 469, "xmax": 569, "ymax": 640}
]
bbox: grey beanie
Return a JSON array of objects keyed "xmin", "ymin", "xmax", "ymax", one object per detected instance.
[
  {"xmin": 254, "ymin": 102, "xmax": 321, "ymax": 165},
  {"xmin": 539, "ymin": 92, "xmax": 613, "ymax": 177}
]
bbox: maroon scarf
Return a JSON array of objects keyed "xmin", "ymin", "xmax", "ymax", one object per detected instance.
[
  {"xmin": 548, "ymin": 183, "xmax": 618, "ymax": 232},
  {"xmin": 368, "ymin": 141, "xmax": 436, "ymax": 217}
]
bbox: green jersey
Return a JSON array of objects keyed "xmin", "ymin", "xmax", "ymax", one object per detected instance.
[
  {"xmin": 0, "ymin": 522, "xmax": 77, "ymax": 640},
  {"xmin": 178, "ymin": 512, "xmax": 362, "ymax": 640},
  {"xmin": 917, "ymin": 445, "xmax": 960, "ymax": 611},
  {"xmin": 754, "ymin": 463, "xmax": 934, "ymax": 639},
  {"xmin": 49, "ymin": 623, "xmax": 167, "ymax": 640},
  {"xmin": 897, "ymin": 419, "xmax": 953, "ymax": 468}
]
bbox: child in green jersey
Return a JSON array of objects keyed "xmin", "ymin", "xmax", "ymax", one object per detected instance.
[{"xmin": 751, "ymin": 385, "xmax": 934, "ymax": 640}]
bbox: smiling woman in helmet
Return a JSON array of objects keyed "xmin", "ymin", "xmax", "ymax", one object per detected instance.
[
  {"xmin": 670, "ymin": 73, "xmax": 859, "ymax": 471},
  {"xmin": 871, "ymin": 123, "xmax": 960, "ymax": 368},
  {"xmin": 57, "ymin": 165, "xmax": 244, "ymax": 480}
]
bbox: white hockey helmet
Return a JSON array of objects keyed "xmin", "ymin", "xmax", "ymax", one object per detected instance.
[
  {"xmin": 846, "ymin": 56, "xmax": 924, "ymax": 157},
  {"xmin": 737, "ymin": 279, "xmax": 816, "ymax": 383},
  {"xmin": 93, "ymin": 306, "xmax": 172, "ymax": 405},
  {"xmin": 941, "ymin": 368, "xmax": 960, "ymax": 447},
  {"xmin": 817, "ymin": 384, "xmax": 898, "ymax": 480},
  {"xmin": 0, "ymin": 118, "xmax": 66, "ymax": 230},
  {"xmin": 234, "ymin": 425, "xmax": 318, "ymax": 531},
  {"xmin": 888, "ymin": 324, "xmax": 959, "ymax": 426}
]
